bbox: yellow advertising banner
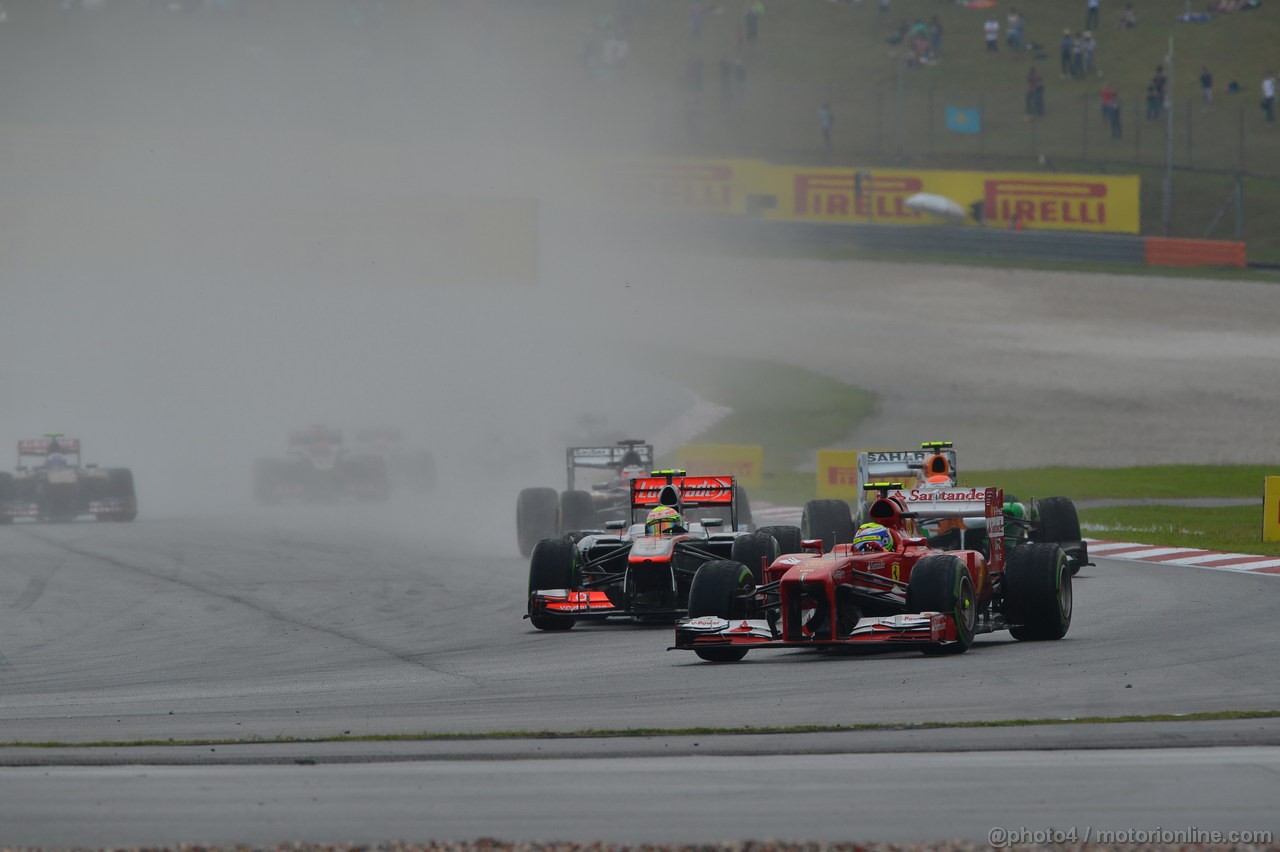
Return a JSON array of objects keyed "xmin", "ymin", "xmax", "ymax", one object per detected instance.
[
  {"xmin": 760, "ymin": 166, "xmax": 1140, "ymax": 233},
  {"xmin": 816, "ymin": 450, "xmax": 863, "ymax": 500},
  {"xmin": 677, "ymin": 444, "xmax": 763, "ymax": 489},
  {"xmin": 599, "ymin": 159, "xmax": 771, "ymax": 216},
  {"xmin": 1264, "ymin": 477, "xmax": 1280, "ymax": 542}
]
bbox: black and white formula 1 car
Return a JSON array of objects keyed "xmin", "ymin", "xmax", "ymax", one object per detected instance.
[
  {"xmin": 515, "ymin": 440, "xmax": 755, "ymax": 557},
  {"xmin": 0, "ymin": 434, "xmax": 137, "ymax": 523},
  {"xmin": 515, "ymin": 439, "xmax": 653, "ymax": 557},
  {"xmin": 525, "ymin": 470, "xmax": 791, "ymax": 630},
  {"xmin": 252, "ymin": 426, "xmax": 390, "ymax": 504}
]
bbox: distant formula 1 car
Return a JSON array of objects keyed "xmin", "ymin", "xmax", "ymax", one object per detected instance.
[
  {"xmin": 253, "ymin": 426, "xmax": 390, "ymax": 504},
  {"xmin": 820, "ymin": 441, "xmax": 1087, "ymax": 574},
  {"xmin": 674, "ymin": 482, "xmax": 1085, "ymax": 662},
  {"xmin": 0, "ymin": 434, "xmax": 137, "ymax": 523},
  {"xmin": 353, "ymin": 426, "xmax": 436, "ymax": 493},
  {"xmin": 515, "ymin": 440, "xmax": 754, "ymax": 557},
  {"xmin": 526, "ymin": 470, "xmax": 789, "ymax": 630}
]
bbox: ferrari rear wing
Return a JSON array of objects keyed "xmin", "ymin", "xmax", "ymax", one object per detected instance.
[{"xmin": 565, "ymin": 440, "xmax": 653, "ymax": 490}]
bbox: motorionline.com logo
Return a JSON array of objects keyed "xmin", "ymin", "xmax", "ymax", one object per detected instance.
[{"xmin": 988, "ymin": 826, "xmax": 1273, "ymax": 847}]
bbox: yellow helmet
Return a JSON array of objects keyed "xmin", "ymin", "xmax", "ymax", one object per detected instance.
[{"xmin": 645, "ymin": 505, "xmax": 684, "ymax": 535}]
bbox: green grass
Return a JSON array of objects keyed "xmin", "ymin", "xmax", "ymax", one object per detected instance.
[
  {"xmin": 660, "ymin": 356, "xmax": 876, "ymax": 483},
  {"xmin": 7, "ymin": 709, "xmax": 1278, "ymax": 749},
  {"xmin": 959, "ymin": 464, "xmax": 1276, "ymax": 500},
  {"xmin": 1080, "ymin": 504, "xmax": 1280, "ymax": 555}
]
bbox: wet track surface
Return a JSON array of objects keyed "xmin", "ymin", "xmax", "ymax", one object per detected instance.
[
  {"xmin": 4, "ymin": 507, "xmax": 1280, "ymax": 745},
  {"xmin": 3, "ymin": 259, "xmax": 1280, "ymax": 843}
]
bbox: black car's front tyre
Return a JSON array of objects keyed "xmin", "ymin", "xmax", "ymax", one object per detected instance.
[
  {"xmin": 686, "ymin": 559, "xmax": 754, "ymax": 662},
  {"xmin": 527, "ymin": 537, "xmax": 580, "ymax": 631},
  {"xmin": 801, "ymin": 499, "xmax": 856, "ymax": 550},
  {"xmin": 1003, "ymin": 543, "xmax": 1072, "ymax": 640},
  {"xmin": 516, "ymin": 487, "xmax": 560, "ymax": 557},
  {"xmin": 729, "ymin": 532, "xmax": 780, "ymax": 583},
  {"xmin": 756, "ymin": 524, "xmax": 803, "ymax": 555},
  {"xmin": 907, "ymin": 554, "xmax": 977, "ymax": 654}
]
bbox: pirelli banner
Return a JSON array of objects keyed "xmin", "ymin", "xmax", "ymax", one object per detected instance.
[
  {"xmin": 816, "ymin": 450, "xmax": 862, "ymax": 500},
  {"xmin": 677, "ymin": 444, "xmax": 764, "ymax": 490},
  {"xmin": 762, "ymin": 167, "xmax": 1139, "ymax": 233},
  {"xmin": 597, "ymin": 159, "xmax": 772, "ymax": 216},
  {"xmin": 605, "ymin": 159, "xmax": 1139, "ymax": 234}
]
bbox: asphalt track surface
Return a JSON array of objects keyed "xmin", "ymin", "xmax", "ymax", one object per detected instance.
[{"xmin": 4, "ymin": 259, "xmax": 1280, "ymax": 844}]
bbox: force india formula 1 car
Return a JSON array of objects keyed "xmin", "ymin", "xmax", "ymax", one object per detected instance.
[
  {"xmin": 526, "ymin": 470, "xmax": 788, "ymax": 630},
  {"xmin": 0, "ymin": 435, "xmax": 137, "ymax": 523},
  {"xmin": 253, "ymin": 426, "xmax": 390, "ymax": 505},
  {"xmin": 516, "ymin": 440, "xmax": 755, "ymax": 557},
  {"xmin": 674, "ymin": 482, "xmax": 1089, "ymax": 662},
  {"xmin": 807, "ymin": 441, "xmax": 1088, "ymax": 575}
]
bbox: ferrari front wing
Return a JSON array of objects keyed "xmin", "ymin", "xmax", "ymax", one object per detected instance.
[{"xmin": 671, "ymin": 611, "xmax": 961, "ymax": 653}]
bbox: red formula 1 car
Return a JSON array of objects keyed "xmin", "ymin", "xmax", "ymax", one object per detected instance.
[
  {"xmin": 673, "ymin": 483, "xmax": 1075, "ymax": 662},
  {"xmin": 525, "ymin": 470, "xmax": 784, "ymax": 630}
]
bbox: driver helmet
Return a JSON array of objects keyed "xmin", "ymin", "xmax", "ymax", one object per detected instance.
[
  {"xmin": 853, "ymin": 522, "xmax": 895, "ymax": 552},
  {"xmin": 920, "ymin": 453, "xmax": 952, "ymax": 485},
  {"xmin": 46, "ymin": 453, "xmax": 67, "ymax": 467},
  {"xmin": 645, "ymin": 505, "xmax": 684, "ymax": 536}
]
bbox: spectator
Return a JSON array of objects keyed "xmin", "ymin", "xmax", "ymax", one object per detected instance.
[
  {"xmin": 1262, "ymin": 72, "xmax": 1276, "ymax": 122},
  {"xmin": 1026, "ymin": 66, "xmax": 1045, "ymax": 116},
  {"xmin": 743, "ymin": 1, "xmax": 761, "ymax": 43},
  {"xmin": 690, "ymin": 1, "xmax": 706, "ymax": 38},
  {"xmin": 1152, "ymin": 64, "xmax": 1167, "ymax": 105},
  {"xmin": 1145, "ymin": 84, "xmax": 1161, "ymax": 120},
  {"xmin": 984, "ymin": 17, "xmax": 999, "ymax": 51},
  {"xmin": 1085, "ymin": 0, "xmax": 1100, "ymax": 31},
  {"xmin": 1100, "ymin": 80, "xmax": 1117, "ymax": 126},
  {"xmin": 1070, "ymin": 32, "xmax": 1085, "ymax": 78},
  {"xmin": 817, "ymin": 102, "xmax": 834, "ymax": 149},
  {"xmin": 1119, "ymin": 2, "xmax": 1137, "ymax": 27},
  {"xmin": 1007, "ymin": 8, "xmax": 1024, "ymax": 52},
  {"xmin": 1083, "ymin": 30, "xmax": 1097, "ymax": 76},
  {"xmin": 1227, "ymin": 79, "xmax": 1242, "ymax": 94},
  {"xmin": 1109, "ymin": 91, "xmax": 1123, "ymax": 138},
  {"xmin": 1060, "ymin": 29, "xmax": 1073, "ymax": 77},
  {"xmin": 1200, "ymin": 65, "xmax": 1214, "ymax": 107}
]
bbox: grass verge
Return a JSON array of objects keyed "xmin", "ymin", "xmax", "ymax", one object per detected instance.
[
  {"xmin": 7, "ymin": 710, "xmax": 1279, "ymax": 749},
  {"xmin": 960, "ymin": 464, "xmax": 1275, "ymax": 501}
]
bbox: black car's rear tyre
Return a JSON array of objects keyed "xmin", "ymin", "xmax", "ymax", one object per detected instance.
[
  {"xmin": 1003, "ymin": 543, "xmax": 1072, "ymax": 641},
  {"xmin": 729, "ymin": 531, "xmax": 780, "ymax": 583},
  {"xmin": 687, "ymin": 559, "xmax": 754, "ymax": 662},
  {"xmin": 1033, "ymin": 496, "xmax": 1083, "ymax": 574},
  {"xmin": 102, "ymin": 469, "xmax": 138, "ymax": 522},
  {"xmin": 907, "ymin": 554, "xmax": 977, "ymax": 654},
  {"xmin": 757, "ymin": 524, "xmax": 803, "ymax": 555},
  {"xmin": 516, "ymin": 487, "xmax": 560, "ymax": 557},
  {"xmin": 801, "ymin": 499, "xmax": 856, "ymax": 551},
  {"xmin": 0, "ymin": 472, "xmax": 14, "ymax": 524},
  {"xmin": 559, "ymin": 489, "xmax": 597, "ymax": 534},
  {"xmin": 527, "ymin": 537, "xmax": 579, "ymax": 631}
]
